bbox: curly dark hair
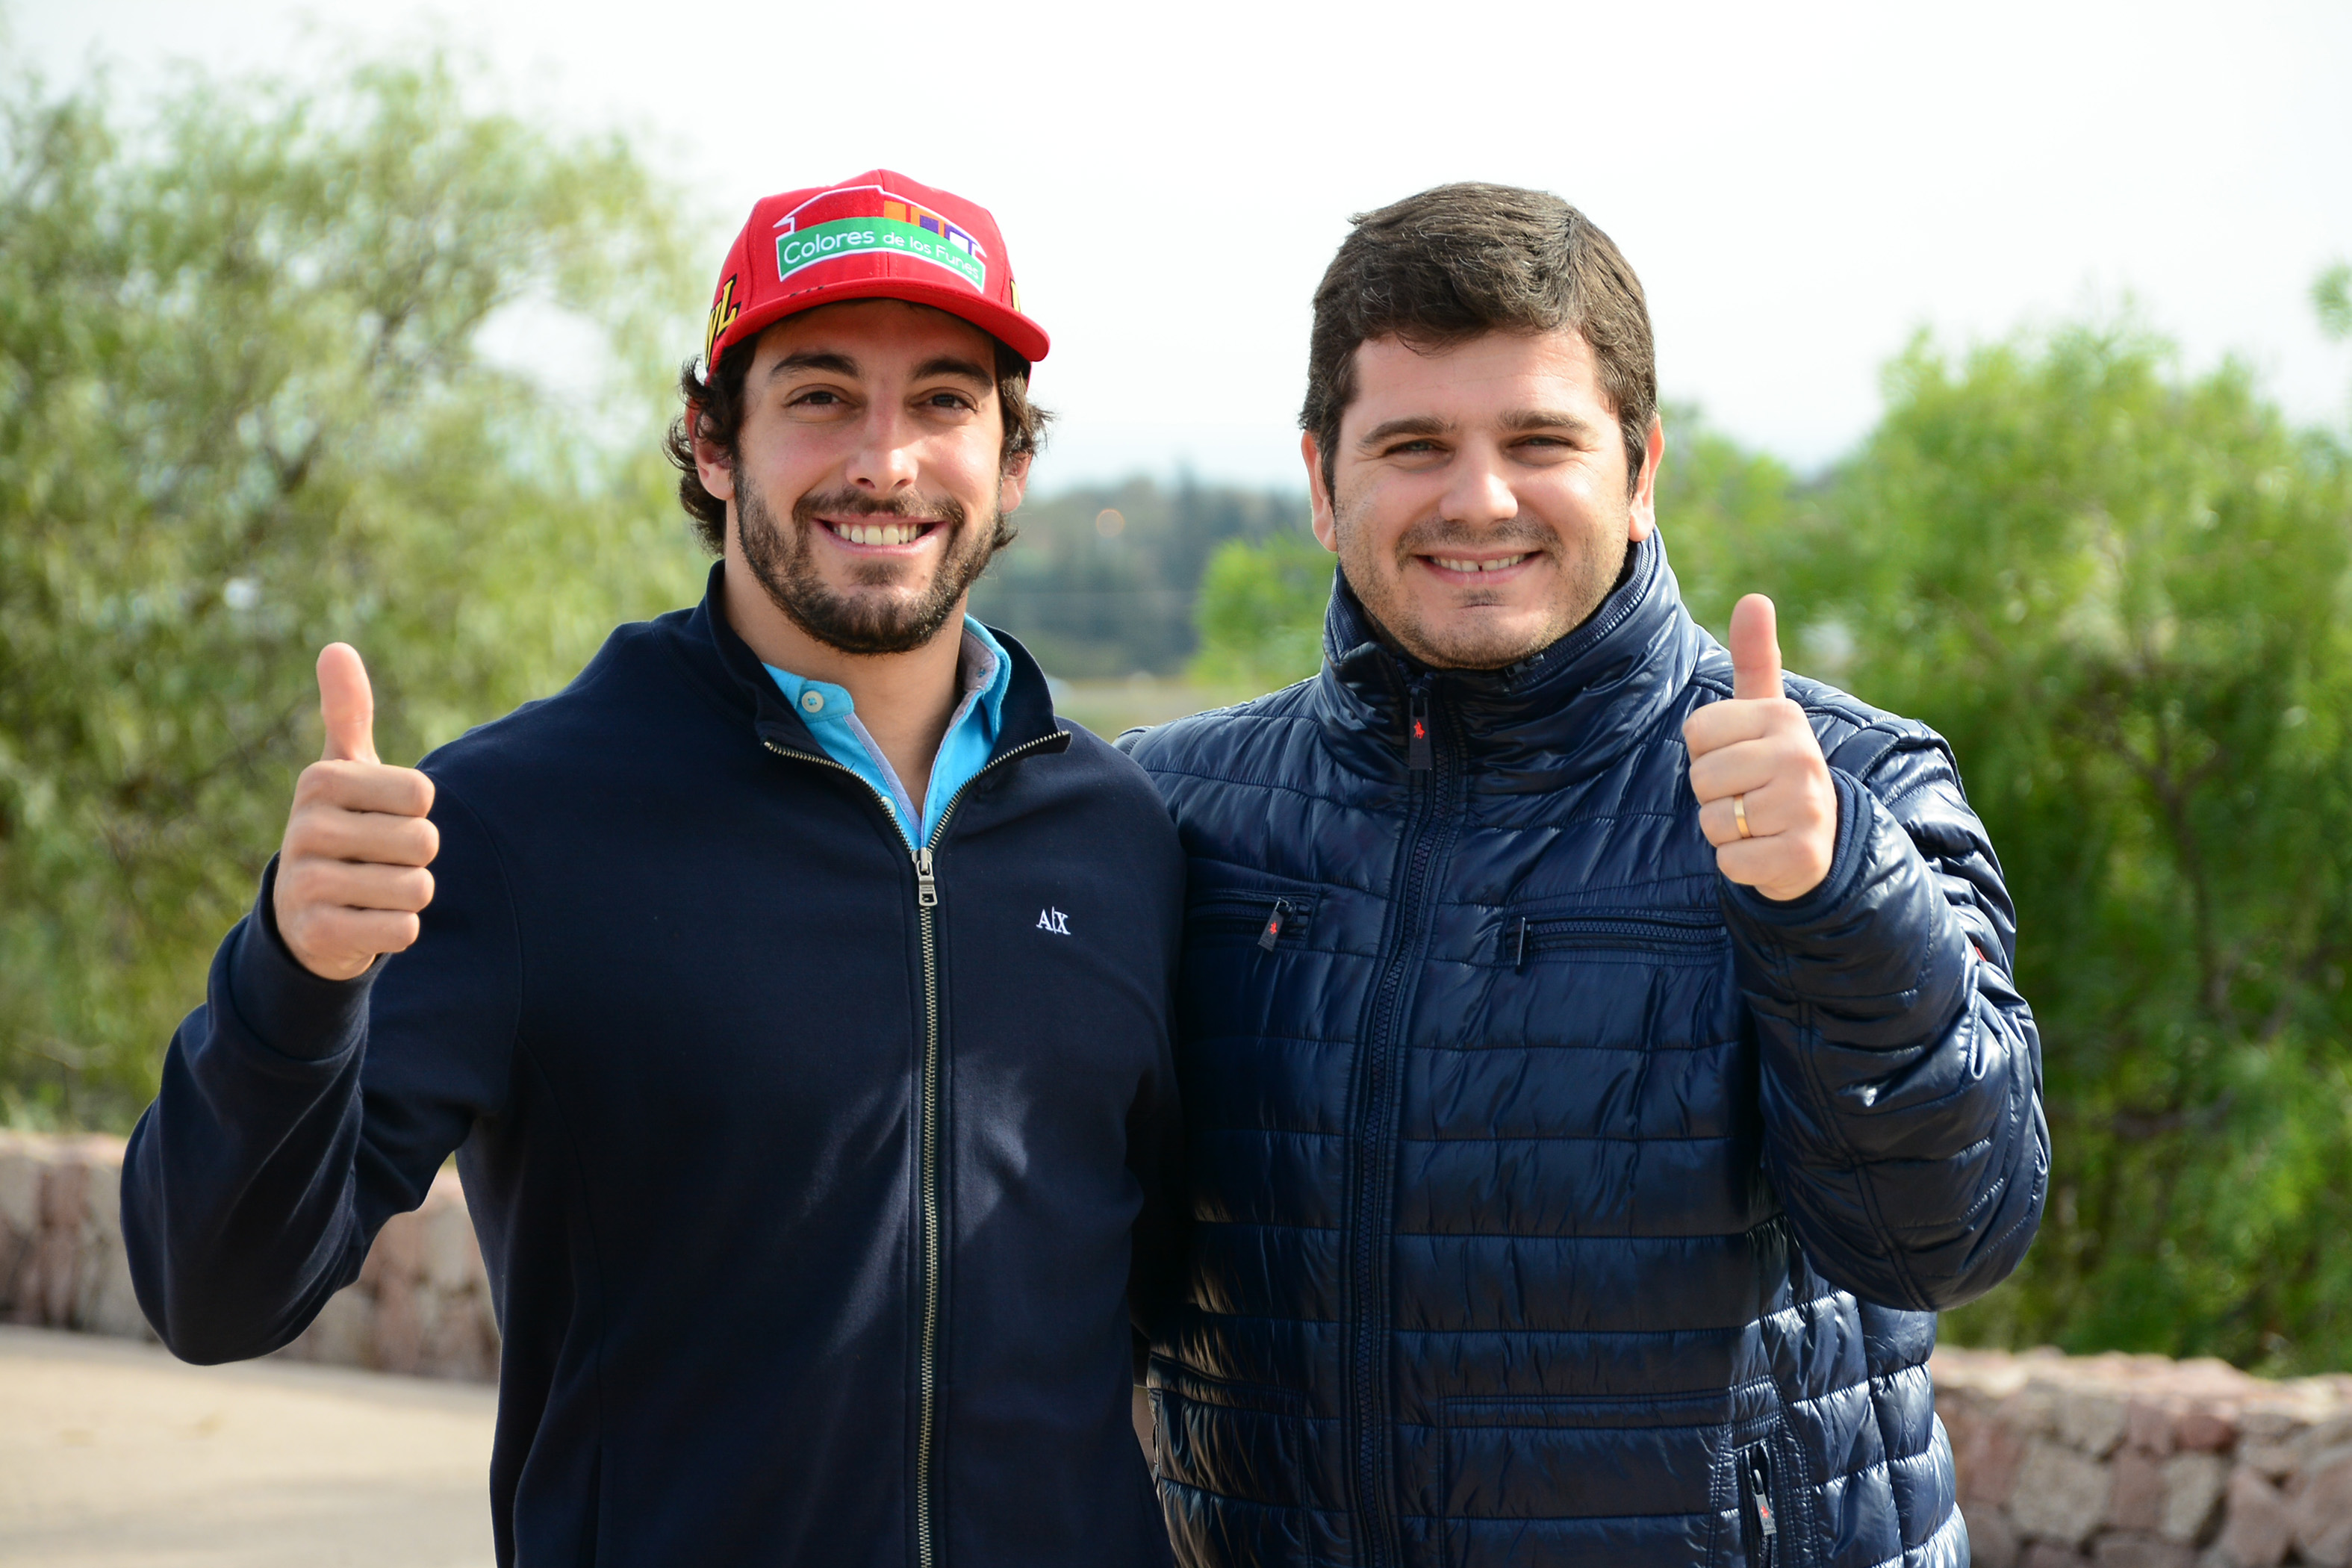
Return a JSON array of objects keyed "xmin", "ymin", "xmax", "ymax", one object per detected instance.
[
  {"xmin": 664, "ymin": 323, "xmax": 1052, "ymax": 555},
  {"xmin": 1301, "ymin": 183, "xmax": 1656, "ymax": 500}
]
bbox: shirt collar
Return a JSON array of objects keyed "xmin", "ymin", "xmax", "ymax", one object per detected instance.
[
  {"xmin": 761, "ymin": 617, "xmax": 1011, "ymax": 736},
  {"xmin": 953, "ymin": 618, "xmax": 1012, "ymax": 737}
]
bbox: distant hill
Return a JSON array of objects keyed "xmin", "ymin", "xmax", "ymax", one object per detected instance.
[{"xmin": 971, "ymin": 476, "xmax": 1313, "ymax": 678}]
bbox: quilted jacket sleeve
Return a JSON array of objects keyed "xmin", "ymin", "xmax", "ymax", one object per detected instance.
[{"xmin": 1720, "ymin": 718, "xmax": 2047, "ymax": 1312}]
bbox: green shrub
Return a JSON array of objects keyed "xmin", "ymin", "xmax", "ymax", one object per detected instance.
[{"xmin": 0, "ymin": 53, "xmax": 707, "ymax": 1125}]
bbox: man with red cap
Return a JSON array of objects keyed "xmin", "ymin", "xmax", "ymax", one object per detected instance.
[{"xmin": 121, "ymin": 172, "xmax": 1186, "ymax": 1568}]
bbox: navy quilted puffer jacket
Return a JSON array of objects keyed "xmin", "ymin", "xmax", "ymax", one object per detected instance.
[{"xmin": 1123, "ymin": 535, "xmax": 2046, "ymax": 1568}]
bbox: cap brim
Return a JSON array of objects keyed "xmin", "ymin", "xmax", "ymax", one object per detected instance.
[{"xmin": 724, "ymin": 273, "xmax": 1048, "ymax": 367}]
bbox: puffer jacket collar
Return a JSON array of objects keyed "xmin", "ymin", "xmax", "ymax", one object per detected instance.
[{"xmin": 1314, "ymin": 531, "xmax": 1709, "ymax": 791}]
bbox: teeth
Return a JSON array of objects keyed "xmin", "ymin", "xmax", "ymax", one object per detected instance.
[
  {"xmin": 1432, "ymin": 554, "xmax": 1528, "ymax": 573},
  {"xmin": 837, "ymin": 521, "xmax": 924, "ymax": 547}
]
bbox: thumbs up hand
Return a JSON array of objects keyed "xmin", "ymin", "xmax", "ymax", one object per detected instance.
[
  {"xmin": 1680, "ymin": 595, "xmax": 1838, "ymax": 903},
  {"xmin": 272, "ymin": 645, "xmax": 439, "ymax": 980}
]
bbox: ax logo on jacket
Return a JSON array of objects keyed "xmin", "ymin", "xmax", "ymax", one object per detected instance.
[{"xmin": 1036, "ymin": 907, "xmax": 1071, "ymax": 935}]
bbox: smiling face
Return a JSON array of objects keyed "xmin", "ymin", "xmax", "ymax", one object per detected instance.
[
  {"xmin": 1307, "ymin": 328, "xmax": 1663, "ymax": 671},
  {"xmin": 695, "ymin": 299, "xmax": 1028, "ymax": 656}
]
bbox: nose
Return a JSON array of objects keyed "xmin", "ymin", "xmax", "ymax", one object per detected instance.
[
  {"xmin": 1439, "ymin": 442, "xmax": 1518, "ymax": 527},
  {"xmin": 844, "ymin": 402, "xmax": 921, "ymax": 497}
]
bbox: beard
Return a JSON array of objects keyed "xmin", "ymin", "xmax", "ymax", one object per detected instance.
[{"xmin": 737, "ymin": 475, "xmax": 1010, "ymax": 656}]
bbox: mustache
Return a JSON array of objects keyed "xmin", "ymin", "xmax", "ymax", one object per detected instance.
[
  {"xmin": 790, "ymin": 488, "xmax": 965, "ymax": 528},
  {"xmin": 1390, "ymin": 518, "xmax": 1555, "ymax": 559}
]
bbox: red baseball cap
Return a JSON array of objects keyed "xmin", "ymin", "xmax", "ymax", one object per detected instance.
[{"xmin": 697, "ymin": 169, "xmax": 1049, "ymax": 379}]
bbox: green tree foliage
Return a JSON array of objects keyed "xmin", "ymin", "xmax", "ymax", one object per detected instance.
[
  {"xmin": 0, "ymin": 55, "xmax": 707, "ymax": 1125},
  {"xmin": 1187, "ymin": 528, "xmax": 1331, "ymax": 691},
  {"xmin": 1782, "ymin": 325, "xmax": 2352, "ymax": 1370},
  {"xmin": 1646, "ymin": 407, "xmax": 1803, "ymax": 640},
  {"xmin": 2318, "ymin": 261, "xmax": 2351, "ymax": 343},
  {"xmin": 970, "ymin": 476, "xmax": 1305, "ymax": 677}
]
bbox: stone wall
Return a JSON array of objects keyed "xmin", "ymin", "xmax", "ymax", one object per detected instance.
[
  {"xmin": 1937, "ymin": 1346, "xmax": 2352, "ymax": 1567},
  {"xmin": 13, "ymin": 1128, "xmax": 2352, "ymax": 1564},
  {"xmin": 0, "ymin": 1128, "xmax": 496, "ymax": 1381},
  {"xmin": 0, "ymin": 1130, "xmax": 145, "ymax": 1341}
]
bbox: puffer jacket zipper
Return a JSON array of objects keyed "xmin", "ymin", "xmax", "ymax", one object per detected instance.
[
  {"xmin": 1740, "ymin": 1440, "xmax": 1780, "ymax": 1567},
  {"xmin": 762, "ymin": 728, "xmax": 1065, "ymax": 1568},
  {"xmin": 1187, "ymin": 892, "xmax": 1317, "ymax": 951},
  {"xmin": 1346, "ymin": 674, "xmax": 1449, "ymax": 1567},
  {"xmin": 1518, "ymin": 910, "xmax": 1728, "ymax": 956}
]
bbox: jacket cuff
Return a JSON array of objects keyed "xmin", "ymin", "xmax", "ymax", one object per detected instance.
[
  {"xmin": 1721, "ymin": 768, "xmax": 1974, "ymax": 1037},
  {"xmin": 224, "ymin": 855, "xmax": 379, "ymax": 1064}
]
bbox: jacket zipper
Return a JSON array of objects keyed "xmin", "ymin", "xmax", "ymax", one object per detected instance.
[
  {"xmin": 763, "ymin": 727, "xmax": 1064, "ymax": 1568},
  {"xmin": 1188, "ymin": 892, "xmax": 1316, "ymax": 951},
  {"xmin": 1348, "ymin": 676, "xmax": 1445, "ymax": 1567},
  {"xmin": 1740, "ymin": 1440, "xmax": 1779, "ymax": 1568},
  {"xmin": 1406, "ymin": 686, "xmax": 1434, "ymax": 772},
  {"xmin": 1516, "ymin": 911, "xmax": 1727, "ymax": 956}
]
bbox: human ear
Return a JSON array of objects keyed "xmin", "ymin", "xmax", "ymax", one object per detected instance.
[
  {"xmin": 691, "ymin": 408, "xmax": 738, "ymax": 504},
  {"xmin": 1303, "ymin": 433, "xmax": 1340, "ymax": 554},
  {"xmin": 1627, "ymin": 414, "xmax": 1664, "ymax": 543},
  {"xmin": 998, "ymin": 449, "xmax": 1033, "ymax": 516}
]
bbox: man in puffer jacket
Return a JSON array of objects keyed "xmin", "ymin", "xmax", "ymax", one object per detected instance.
[{"xmin": 1121, "ymin": 183, "xmax": 2047, "ymax": 1568}]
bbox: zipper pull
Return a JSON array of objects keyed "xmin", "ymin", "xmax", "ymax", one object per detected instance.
[
  {"xmin": 1746, "ymin": 1446, "xmax": 1777, "ymax": 1562},
  {"xmin": 1258, "ymin": 898, "xmax": 1291, "ymax": 952},
  {"xmin": 1513, "ymin": 915, "xmax": 1529, "ymax": 972},
  {"xmin": 1407, "ymin": 686, "xmax": 1434, "ymax": 771},
  {"xmin": 913, "ymin": 847, "xmax": 938, "ymax": 908}
]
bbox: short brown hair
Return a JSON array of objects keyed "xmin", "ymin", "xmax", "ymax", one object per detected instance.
[
  {"xmin": 1301, "ymin": 183, "xmax": 1657, "ymax": 499},
  {"xmin": 665, "ymin": 326, "xmax": 1051, "ymax": 554}
]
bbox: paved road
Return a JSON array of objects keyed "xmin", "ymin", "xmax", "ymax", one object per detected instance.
[{"xmin": 0, "ymin": 1324, "xmax": 496, "ymax": 1567}]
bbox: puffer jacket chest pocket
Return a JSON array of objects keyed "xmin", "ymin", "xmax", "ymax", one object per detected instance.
[
  {"xmin": 1186, "ymin": 889, "xmax": 1318, "ymax": 953},
  {"xmin": 1437, "ymin": 1385, "xmax": 1815, "ymax": 1568},
  {"xmin": 1501, "ymin": 909, "xmax": 1728, "ymax": 968}
]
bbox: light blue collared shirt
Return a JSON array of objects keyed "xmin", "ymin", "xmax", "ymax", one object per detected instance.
[{"xmin": 763, "ymin": 618, "xmax": 1012, "ymax": 847}]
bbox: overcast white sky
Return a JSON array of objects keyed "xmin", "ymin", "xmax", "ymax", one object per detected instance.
[{"xmin": 16, "ymin": 0, "xmax": 2352, "ymax": 491}]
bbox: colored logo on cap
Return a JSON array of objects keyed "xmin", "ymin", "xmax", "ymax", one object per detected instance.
[
  {"xmin": 703, "ymin": 274, "xmax": 741, "ymax": 368},
  {"xmin": 773, "ymin": 184, "xmax": 988, "ymax": 292}
]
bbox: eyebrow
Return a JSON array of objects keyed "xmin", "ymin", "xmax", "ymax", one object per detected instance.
[
  {"xmin": 911, "ymin": 355, "xmax": 994, "ymax": 388},
  {"xmin": 763, "ymin": 351, "xmax": 994, "ymax": 388},
  {"xmin": 1358, "ymin": 408, "xmax": 1602, "ymax": 448},
  {"xmin": 1499, "ymin": 408, "xmax": 1602, "ymax": 438},
  {"xmin": 1357, "ymin": 414, "xmax": 1452, "ymax": 449},
  {"xmin": 767, "ymin": 349, "xmax": 859, "ymax": 381}
]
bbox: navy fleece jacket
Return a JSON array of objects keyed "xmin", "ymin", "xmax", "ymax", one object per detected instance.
[{"xmin": 121, "ymin": 564, "xmax": 1187, "ymax": 1568}]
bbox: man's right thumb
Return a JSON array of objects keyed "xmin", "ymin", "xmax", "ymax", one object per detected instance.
[{"xmin": 317, "ymin": 644, "xmax": 379, "ymax": 765}]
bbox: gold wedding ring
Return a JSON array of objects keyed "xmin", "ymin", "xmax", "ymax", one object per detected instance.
[{"xmin": 1732, "ymin": 793, "xmax": 1752, "ymax": 839}]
